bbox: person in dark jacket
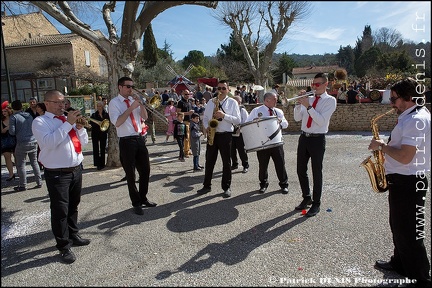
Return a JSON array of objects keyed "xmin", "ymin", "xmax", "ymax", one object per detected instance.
[{"xmin": 90, "ymin": 101, "xmax": 110, "ymax": 170}]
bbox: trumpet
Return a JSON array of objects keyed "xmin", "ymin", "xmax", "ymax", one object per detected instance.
[
  {"xmin": 63, "ymin": 109, "xmax": 110, "ymax": 132},
  {"xmin": 280, "ymin": 90, "xmax": 316, "ymax": 107},
  {"xmin": 132, "ymin": 88, "xmax": 168, "ymax": 125}
]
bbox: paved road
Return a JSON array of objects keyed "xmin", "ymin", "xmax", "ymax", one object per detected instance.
[{"xmin": 1, "ymin": 132, "xmax": 430, "ymax": 287}]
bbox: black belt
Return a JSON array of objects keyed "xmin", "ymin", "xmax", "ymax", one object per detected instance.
[
  {"xmin": 386, "ymin": 173, "xmax": 424, "ymax": 181},
  {"xmin": 44, "ymin": 165, "xmax": 81, "ymax": 173},
  {"xmin": 216, "ymin": 132, "xmax": 231, "ymax": 134},
  {"xmin": 301, "ymin": 131, "xmax": 325, "ymax": 137},
  {"xmin": 120, "ymin": 135, "xmax": 142, "ymax": 139}
]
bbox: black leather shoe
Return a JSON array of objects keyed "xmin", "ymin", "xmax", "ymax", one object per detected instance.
[
  {"xmin": 230, "ymin": 165, "xmax": 238, "ymax": 170},
  {"xmin": 295, "ymin": 198, "xmax": 313, "ymax": 210},
  {"xmin": 133, "ymin": 206, "xmax": 144, "ymax": 215},
  {"xmin": 60, "ymin": 248, "xmax": 76, "ymax": 264},
  {"xmin": 197, "ymin": 186, "xmax": 211, "ymax": 195},
  {"xmin": 143, "ymin": 200, "xmax": 157, "ymax": 207},
  {"xmin": 13, "ymin": 186, "xmax": 26, "ymax": 192},
  {"xmin": 242, "ymin": 168, "xmax": 248, "ymax": 173},
  {"xmin": 258, "ymin": 186, "xmax": 267, "ymax": 194},
  {"xmin": 6, "ymin": 174, "xmax": 16, "ymax": 181},
  {"xmin": 70, "ymin": 234, "xmax": 90, "ymax": 246},
  {"xmin": 281, "ymin": 187, "xmax": 289, "ymax": 194},
  {"xmin": 223, "ymin": 188, "xmax": 232, "ymax": 198},
  {"xmin": 306, "ymin": 204, "xmax": 320, "ymax": 217},
  {"xmin": 375, "ymin": 260, "xmax": 394, "ymax": 271}
]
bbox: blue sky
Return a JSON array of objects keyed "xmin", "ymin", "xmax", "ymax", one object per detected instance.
[{"xmin": 13, "ymin": 1, "xmax": 432, "ymax": 60}]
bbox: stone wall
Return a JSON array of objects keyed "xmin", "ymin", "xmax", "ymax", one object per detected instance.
[{"xmin": 150, "ymin": 103, "xmax": 431, "ymax": 134}]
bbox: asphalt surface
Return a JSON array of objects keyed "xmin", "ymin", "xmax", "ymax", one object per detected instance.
[{"xmin": 1, "ymin": 131, "xmax": 430, "ymax": 287}]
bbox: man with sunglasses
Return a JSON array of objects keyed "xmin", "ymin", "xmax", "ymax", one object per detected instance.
[
  {"xmin": 293, "ymin": 73, "xmax": 336, "ymax": 217},
  {"xmin": 197, "ymin": 80, "xmax": 241, "ymax": 198},
  {"xmin": 109, "ymin": 76, "xmax": 156, "ymax": 216},
  {"xmin": 368, "ymin": 78, "xmax": 431, "ymax": 287},
  {"xmin": 177, "ymin": 89, "xmax": 195, "ymax": 158}
]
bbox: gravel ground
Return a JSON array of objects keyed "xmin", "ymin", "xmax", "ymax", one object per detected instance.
[{"xmin": 1, "ymin": 131, "xmax": 430, "ymax": 287}]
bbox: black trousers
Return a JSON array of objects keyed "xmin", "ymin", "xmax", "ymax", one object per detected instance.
[
  {"xmin": 44, "ymin": 165, "xmax": 82, "ymax": 251},
  {"xmin": 203, "ymin": 132, "xmax": 232, "ymax": 191},
  {"xmin": 119, "ymin": 136, "xmax": 150, "ymax": 207},
  {"xmin": 230, "ymin": 133, "xmax": 248, "ymax": 169},
  {"xmin": 256, "ymin": 145, "xmax": 288, "ymax": 189},
  {"xmin": 296, "ymin": 134, "xmax": 326, "ymax": 204},
  {"xmin": 387, "ymin": 173, "xmax": 430, "ymax": 284},
  {"xmin": 92, "ymin": 133, "xmax": 107, "ymax": 167}
]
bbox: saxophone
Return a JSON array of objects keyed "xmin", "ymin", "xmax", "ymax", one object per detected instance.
[
  {"xmin": 360, "ymin": 109, "xmax": 395, "ymax": 192},
  {"xmin": 207, "ymin": 93, "xmax": 221, "ymax": 146}
]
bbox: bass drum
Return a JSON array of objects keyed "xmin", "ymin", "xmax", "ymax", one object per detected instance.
[
  {"xmin": 369, "ymin": 89, "xmax": 382, "ymax": 102},
  {"xmin": 240, "ymin": 116, "xmax": 283, "ymax": 153}
]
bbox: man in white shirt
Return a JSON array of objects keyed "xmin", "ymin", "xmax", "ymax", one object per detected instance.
[
  {"xmin": 109, "ymin": 76, "xmax": 156, "ymax": 216},
  {"xmin": 32, "ymin": 90, "xmax": 90, "ymax": 264},
  {"xmin": 246, "ymin": 92, "xmax": 289, "ymax": 194},
  {"xmin": 197, "ymin": 80, "xmax": 241, "ymax": 198},
  {"xmin": 293, "ymin": 73, "xmax": 336, "ymax": 217}
]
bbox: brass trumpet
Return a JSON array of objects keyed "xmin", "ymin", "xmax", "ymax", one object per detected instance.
[
  {"xmin": 62, "ymin": 110, "xmax": 110, "ymax": 132},
  {"xmin": 280, "ymin": 90, "xmax": 316, "ymax": 107}
]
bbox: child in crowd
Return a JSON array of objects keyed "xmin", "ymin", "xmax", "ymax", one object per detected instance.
[
  {"xmin": 173, "ymin": 112, "xmax": 187, "ymax": 162},
  {"xmin": 189, "ymin": 112, "xmax": 203, "ymax": 171}
]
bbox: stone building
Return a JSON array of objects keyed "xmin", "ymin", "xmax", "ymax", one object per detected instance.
[{"xmin": 1, "ymin": 12, "xmax": 107, "ymax": 103}]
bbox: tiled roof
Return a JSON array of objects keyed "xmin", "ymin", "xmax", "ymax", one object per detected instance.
[{"xmin": 5, "ymin": 33, "xmax": 79, "ymax": 48}]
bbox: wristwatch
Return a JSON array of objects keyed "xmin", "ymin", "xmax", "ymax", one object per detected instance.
[{"xmin": 307, "ymin": 105, "xmax": 312, "ymax": 110}]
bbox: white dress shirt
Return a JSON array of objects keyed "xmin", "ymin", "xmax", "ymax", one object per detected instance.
[
  {"xmin": 203, "ymin": 96, "xmax": 241, "ymax": 132},
  {"xmin": 293, "ymin": 92, "xmax": 336, "ymax": 133},
  {"xmin": 109, "ymin": 94, "xmax": 142, "ymax": 137},
  {"xmin": 31, "ymin": 111, "xmax": 89, "ymax": 168},
  {"xmin": 385, "ymin": 106, "xmax": 431, "ymax": 175},
  {"xmin": 246, "ymin": 105, "xmax": 288, "ymax": 129}
]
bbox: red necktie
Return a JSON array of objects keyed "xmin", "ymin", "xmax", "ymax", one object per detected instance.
[
  {"xmin": 268, "ymin": 108, "xmax": 273, "ymax": 116},
  {"xmin": 55, "ymin": 115, "xmax": 82, "ymax": 153},
  {"xmin": 306, "ymin": 95, "xmax": 320, "ymax": 128},
  {"xmin": 124, "ymin": 99, "xmax": 139, "ymax": 132}
]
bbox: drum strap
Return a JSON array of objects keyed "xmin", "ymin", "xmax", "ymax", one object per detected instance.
[{"xmin": 268, "ymin": 125, "xmax": 281, "ymax": 141}]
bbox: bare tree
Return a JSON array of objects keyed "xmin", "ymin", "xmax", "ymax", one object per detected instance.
[
  {"xmin": 23, "ymin": 1, "xmax": 218, "ymax": 167},
  {"xmin": 212, "ymin": 1, "xmax": 310, "ymax": 89},
  {"xmin": 373, "ymin": 27, "xmax": 403, "ymax": 53}
]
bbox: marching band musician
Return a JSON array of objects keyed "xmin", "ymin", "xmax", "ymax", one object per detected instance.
[
  {"xmin": 197, "ymin": 80, "xmax": 241, "ymax": 198},
  {"xmin": 293, "ymin": 73, "xmax": 336, "ymax": 217},
  {"xmin": 368, "ymin": 78, "xmax": 431, "ymax": 287},
  {"xmin": 32, "ymin": 90, "xmax": 90, "ymax": 264},
  {"xmin": 246, "ymin": 91, "xmax": 289, "ymax": 195},
  {"xmin": 109, "ymin": 76, "xmax": 157, "ymax": 216}
]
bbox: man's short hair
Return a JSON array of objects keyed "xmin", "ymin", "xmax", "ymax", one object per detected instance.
[{"xmin": 11, "ymin": 100, "xmax": 23, "ymax": 111}]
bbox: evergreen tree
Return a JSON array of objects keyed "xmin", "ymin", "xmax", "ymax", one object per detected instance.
[{"xmin": 143, "ymin": 23, "xmax": 158, "ymax": 69}]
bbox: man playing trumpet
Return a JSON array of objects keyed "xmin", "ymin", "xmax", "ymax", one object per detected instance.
[
  {"xmin": 293, "ymin": 73, "xmax": 336, "ymax": 217},
  {"xmin": 32, "ymin": 90, "xmax": 90, "ymax": 264}
]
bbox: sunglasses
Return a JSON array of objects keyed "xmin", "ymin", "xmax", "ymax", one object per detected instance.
[
  {"xmin": 46, "ymin": 100, "xmax": 66, "ymax": 105},
  {"xmin": 122, "ymin": 85, "xmax": 135, "ymax": 89},
  {"xmin": 390, "ymin": 96, "xmax": 400, "ymax": 104},
  {"xmin": 311, "ymin": 82, "xmax": 325, "ymax": 87},
  {"xmin": 217, "ymin": 87, "xmax": 227, "ymax": 90}
]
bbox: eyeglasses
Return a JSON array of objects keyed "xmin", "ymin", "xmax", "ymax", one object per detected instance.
[
  {"xmin": 390, "ymin": 96, "xmax": 400, "ymax": 104},
  {"xmin": 46, "ymin": 100, "xmax": 66, "ymax": 105},
  {"xmin": 121, "ymin": 85, "xmax": 135, "ymax": 89},
  {"xmin": 217, "ymin": 87, "xmax": 227, "ymax": 90},
  {"xmin": 311, "ymin": 82, "xmax": 325, "ymax": 87}
]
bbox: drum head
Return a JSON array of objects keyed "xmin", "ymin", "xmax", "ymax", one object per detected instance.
[{"xmin": 369, "ymin": 90, "xmax": 382, "ymax": 101}]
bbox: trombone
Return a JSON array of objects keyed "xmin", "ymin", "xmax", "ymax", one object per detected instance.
[
  {"xmin": 132, "ymin": 88, "xmax": 168, "ymax": 125},
  {"xmin": 63, "ymin": 109, "xmax": 110, "ymax": 131}
]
